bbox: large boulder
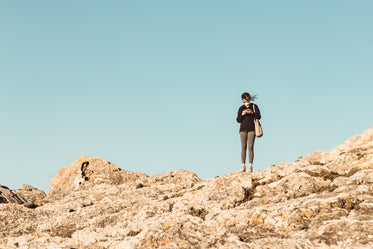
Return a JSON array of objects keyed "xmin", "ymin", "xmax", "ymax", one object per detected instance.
[{"xmin": 48, "ymin": 156, "xmax": 148, "ymax": 199}]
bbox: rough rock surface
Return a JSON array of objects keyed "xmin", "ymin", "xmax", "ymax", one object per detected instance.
[
  {"xmin": 0, "ymin": 185, "xmax": 24, "ymax": 204},
  {"xmin": 48, "ymin": 156, "xmax": 148, "ymax": 200},
  {"xmin": 1, "ymin": 127, "xmax": 373, "ymax": 248},
  {"xmin": 1, "ymin": 184, "xmax": 46, "ymax": 207}
]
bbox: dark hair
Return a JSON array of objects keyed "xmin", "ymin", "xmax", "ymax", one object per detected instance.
[{"xmin": 241, "ymin": 92, "xmax": 257, "ymax": 101}]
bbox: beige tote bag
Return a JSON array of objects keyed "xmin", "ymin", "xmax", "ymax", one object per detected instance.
[{"xmin": 253, "ymin": 104, "xmax": 263, "ymax": 137}]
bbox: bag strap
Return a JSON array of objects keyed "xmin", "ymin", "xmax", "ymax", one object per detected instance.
[{"xmin": 252, "ymin": 104, "xmax": 258, "ymax": 120}]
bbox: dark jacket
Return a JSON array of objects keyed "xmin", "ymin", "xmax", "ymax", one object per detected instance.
[{"xmin": 236, "ymin": 103, "xmax": 261, "ymax": 132}]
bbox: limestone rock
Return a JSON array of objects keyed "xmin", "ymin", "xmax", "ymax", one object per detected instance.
[
  {"xmin": 12, "ymin": 184, "xmax": 46, "ymax": 206},
  {"xmin": 0, "ymin": 184, "xmax": 46, "ymax": 210},
  {"xmin": 0, "ymin": 127, "xmax": 372, "ymax": 248},
  {"xmin": 0, "ymin": 185, "xmax": 23, "ymax": 204},
  {"xmin": 48, "ymin": 156, "xmax": 148, "ymax": 199}
]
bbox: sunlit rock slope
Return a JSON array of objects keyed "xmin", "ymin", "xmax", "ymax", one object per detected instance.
[{"xmin": 1, "ymin": 127, "xmax": 373, "ymax": 248}]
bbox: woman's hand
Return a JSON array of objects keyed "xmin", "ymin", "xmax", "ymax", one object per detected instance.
[{"xmin": 242, "ymin": 109, "xmax": 253, "ymax": 115}]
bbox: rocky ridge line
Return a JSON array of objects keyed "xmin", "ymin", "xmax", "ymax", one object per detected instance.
[{"xmin": 0, "ymin": 127, "xmax": 373, "ymax": 248}]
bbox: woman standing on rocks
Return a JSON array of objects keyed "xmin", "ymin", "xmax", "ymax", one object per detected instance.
[{"xmin": 236, "ymin": 92, "xmax": 261, "ymax": 173}]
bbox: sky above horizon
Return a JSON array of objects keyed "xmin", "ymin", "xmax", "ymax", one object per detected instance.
[{"xmin": 1, "ymin": 1, "xmax": 372, "ymax": 192}]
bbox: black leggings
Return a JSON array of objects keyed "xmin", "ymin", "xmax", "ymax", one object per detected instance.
[{"xmin": 240, "ymin": 131, "xmax": 255, "ymax": 164}]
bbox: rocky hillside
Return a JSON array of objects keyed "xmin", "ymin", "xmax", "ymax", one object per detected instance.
[{"xmin": 1, "ymin": 128, "xmax": 373, "ymax": 249}]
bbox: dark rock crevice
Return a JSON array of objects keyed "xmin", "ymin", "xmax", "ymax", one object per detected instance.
[{"xmin": 81, "ymin": 161, "xmax": 90, "ymax": 181}]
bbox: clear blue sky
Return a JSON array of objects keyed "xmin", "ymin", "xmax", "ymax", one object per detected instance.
[{"xmin": 1, "ymin": 1, "xmax": 372, "ymax": 192}]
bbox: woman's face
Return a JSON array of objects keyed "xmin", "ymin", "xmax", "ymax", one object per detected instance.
[{"xmin": 243, "ymin": 98, "xmax": 250, "ymax": 104}]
